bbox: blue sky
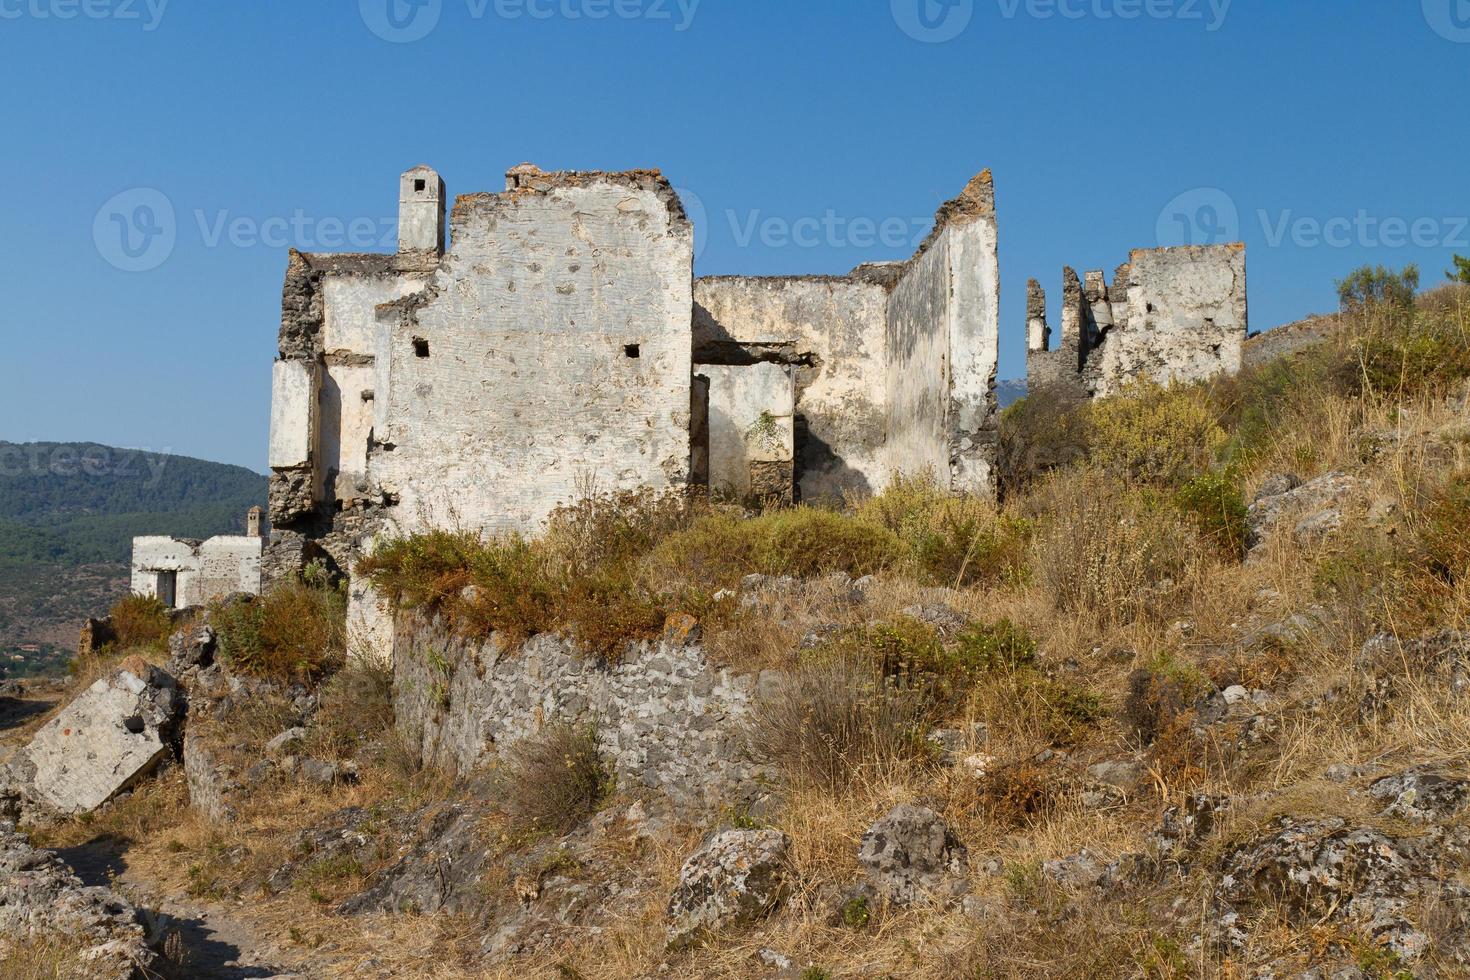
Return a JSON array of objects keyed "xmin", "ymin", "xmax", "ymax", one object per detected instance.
[{"xmin": 2, "ymin": 0, "xmax": 1467, "ymax": 472}]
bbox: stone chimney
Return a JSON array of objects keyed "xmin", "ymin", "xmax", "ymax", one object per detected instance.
[{"xmin": 247, "ymin": 506, "xmax": 263, "ymax": 537}]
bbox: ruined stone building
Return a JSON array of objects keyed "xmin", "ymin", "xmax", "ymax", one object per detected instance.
[
  {"xmin": 258, "ymin": 162, "xmax": 1001, "ymax": 660},
  {"xmin": 1026, "ymin": 243, "xmax": 1248, "ymax": 400},
  {"xmin": 124, "ymin": 161, "xmax": 1251, "ymax": 664},
  {"xmin": 130, "ymin": 507, "xmax": 264, "ymax": 609}
]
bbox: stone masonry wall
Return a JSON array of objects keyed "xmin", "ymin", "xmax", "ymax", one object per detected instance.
[
  {"xmin": 1026, "ymin": 243, "xmax": 1247, "ymax": 400},
  {"xmin": 696, "ymin": 170, "xmax": 1000, "ymax": 500},
  {"xmin": 393, "ymin": 615, "xmax": 766, "ymax": 807},
  {"xmin": 694, "ymin": 271, "xmax": 896, "ymax": 501},
  {"xmin": 371, "ymin": 167, "xmax": 694, "ymax": 537}
]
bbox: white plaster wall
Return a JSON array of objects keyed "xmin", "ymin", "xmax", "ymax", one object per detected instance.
[
  {"xmin": 945, "ymin": 218, "xmax": 1001, "ymax": 495},
  {"xmin": 319, "ymin": 361, "xmax": 379, "ymax": 503},
  {"xmin": 268, "ymin": 360, "xmax": 318, "ymax": 470},
  {"xmin": 702, "ymin": 362, "xmax": 795, "ymax": 496},
  {"xmin": 1098, "ymin": 244, "xmax": 1247, "ymax": 397},
  {"xmin": 372, "ymin": 179, "xmax": 693, "ymax": 537},
  {"xmin": 884, "ymin": 236, "xmax": 952, "ymax": 485},
  {"xmin": 694, "ymin": 276, "xmax": 891, "ymax": 500},
  {"xmin": 187, "ymin": 537, "xmax": 263, "ymax": 606},
  {"xmin": 322, "ymin": 276, "xmax": 421, "ymax": 356},
  {"xmin": 131, "ymin": 535, "xmax": 262, "ymax": 608}
]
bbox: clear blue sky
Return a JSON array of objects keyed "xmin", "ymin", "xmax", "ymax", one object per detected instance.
[{"xmin": 2, "ymin": 0, "xmax": 1467, "ymax": 472}]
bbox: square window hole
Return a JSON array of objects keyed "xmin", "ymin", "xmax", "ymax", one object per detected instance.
[
  {"xmin": 624, "ymin": 344, "xmax": 641, "ymax": 359},
  {"xmin": 413, "ymin": 338, "xmax": 430, "ymax": 358},
  {"xmin": 414, "ymin": 178, "xmax": 427, "ymax": 192}
]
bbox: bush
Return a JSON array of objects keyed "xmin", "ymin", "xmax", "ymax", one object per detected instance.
[
  {"xmin": 1121, "ymin": 654, "xmax": 1210, "ymax": 746},
  {"xmin": 749, "ymin": 655, "xmax": 934, "ymax": 791},
  {"xmin": 1337, "ymin": 263, "xmax": 1419, "ymax": 311},
  {"xmin": 1086, "ymin": 380, "xmax": 1227, "ymax": 486},
  {"xmin": 645, "ymin": 507, "xmax": 904, "ymax": 591},
  {"xmin": 107, "ymin": 593, "xmax": 172, "ymax": 652},
  {"xmin": 1175, "ymin": 471, "xmax": 1249, "ymax": 558},
  {"xmin": 1351, "ymin": 310, "xmax": 1470, "ymax": 398},
  {"xmin": 949, "ymin": 619, "xmax": 1039, "ymax": 674},
  {"xmin": 1414, "ymin": 469, "xmax": 1470, "ymax": 585},
  {"xmin": 496, "ymin": 724, "xmax": 610, "ymax": 836},
  {"xmin": 995, "ymin": 386, "xmax": 1091, "ymax": 498},
  {"xmin": 1030, "ymin": 470, "xmax": 1198, "ymax": 625},
  {"xmin": 210, "ymin": 578, "xmax": 346, "ymax": 682},
  {"xmin": 854, "ymin": 475, "xmax": 1031, "ymax": 588}
]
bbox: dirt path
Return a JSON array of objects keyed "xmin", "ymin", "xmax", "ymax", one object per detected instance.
[{"xmin": 59, "ymin": 838, "xmax": 310, "ymax": 979}]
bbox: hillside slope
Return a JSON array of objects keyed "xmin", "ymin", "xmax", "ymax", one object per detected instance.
[{"xmin": 0, "ymin": 442, "xmax": 266, "ymax": 670}]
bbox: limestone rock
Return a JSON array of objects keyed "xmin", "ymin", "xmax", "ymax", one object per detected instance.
[
  {"xmin": 666, "ymin": 829, "xmax": 791, "ymax": 946},
  {"xmin": 0, "ymin": 823, "xmax": 155, "ymax": 979},
  {"xmin": 1217, "ymin": 817, "xmax": 1469, "ymax": 963},
  {"xmin": 1247, "ymin": 472, "xmax": 1359, "ymax": 555},
  {"xmin": 858, "ymin": 804, "xmax": 968, "ymax": 905},
  {"xmin": 12, "ymin": 665, "xmax": 181, "ymax": 815},
  {"xmin": 1370, "ymin": 768, "xmax": 1470, "ymax": 824},
  {"xmin": 265, "ymin": 727, "xmax": 308, "ymax": 756}
]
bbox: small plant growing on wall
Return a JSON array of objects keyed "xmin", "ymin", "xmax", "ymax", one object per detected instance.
[{"xmin": 745, "ymin": 410, "xmax": 784, "ymax": 453}]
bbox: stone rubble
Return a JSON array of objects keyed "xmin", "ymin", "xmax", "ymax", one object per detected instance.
[
  {"xmin": 0, "ymin": 823, "xmax": 155, "ymax": 980},
  {"xmin": 666, "ymin": 829, "xmax": 791, "ymax": 947}
]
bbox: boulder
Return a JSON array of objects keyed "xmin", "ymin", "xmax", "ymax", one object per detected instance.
[
  {"xmin": 164, "ymin": 623, "xmax": 215, "ymax": 678},
  {"xmin": 666, "ymin": 829, "xmax": 790, "ymax": 946},
  {"xmin": 8, "ymin": 665, "xmax": 181, "ymax": 815},
  {"xmin": 857, "ymin": 804, "xmax": 968, "ymax": 905},
  {"xmin": 0, "ymin": 823, "xmax": 155, "ymax": 979}
]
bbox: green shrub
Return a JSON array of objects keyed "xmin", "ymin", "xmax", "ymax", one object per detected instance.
[
  {"xmin": 949, "ymin": 619, "xmax": 1039, "ymax": 674},
  {"xmin": 106, "ymin": 593, "xmax": 172, "ymax": 652},
  {"xmin": 995, "ymin": 385, "xmax": 1092, "ymax": 498},
  {"xmin": 1448, "ymin": 254, "xmax": 1470, "ymax": 285},
  {"xmin": 1337, "ymin": 263, "xmax": 1419, "ymax": 311},
  {"xmin": 1176, "ymin": 471, "xmax": 1249, "ymax": 558},
  {"xmin": 1352, "ymin": 311, "xmax": 1470, "ymax": 398},
  {"xmin": 1086, "ymin": 380, "xmax": 1227, "ymax": 486},
  {"xmin": 496, "ymin": 724, "xmax": 611, "ymax": 836},
  {"xmin": 1414, "ymin": 469, "xmax": 1470, "ymax": 584},
  {"xmin": 645, "ymin": 507, "xmax": 903, "ymax": 591},
  {"xmin": 210, "ymin": 578, "xmax": 346, "ymax": 682},
  {"xmin": 855, "ymin": 475, "xmax": 1031, "ymax": 587}
]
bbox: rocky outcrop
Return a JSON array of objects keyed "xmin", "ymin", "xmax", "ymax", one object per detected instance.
[
  {"xmin": 667, "ymin": 829, "xmax": 791, "ymax": 946},
  {"xmin": 1217, "ymin": 817, "xmax": 1470, "ymax": 964},
  {"xmin": 1369, "ymin": 767, "xmax": 1470, "ymax": 824},
  {"xmin": 3, "ymin": 664, "xmax": 181, "ymax": 817},
  {"xmin": 0, "ymin": 823, "xmax": 155, "ymax": 979},
  {"xmin": 1247, "ymin": 472, "xmax": 1359, "ymax": 556},
  {"xmin": 857, "ymin": 804, "xmax": 968, "ymax": 905}
]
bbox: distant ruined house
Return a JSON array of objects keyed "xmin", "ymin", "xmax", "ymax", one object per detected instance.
[{"xmin": 1025, "ymin": 243, "xmax": 1248, "ymax": 400}]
